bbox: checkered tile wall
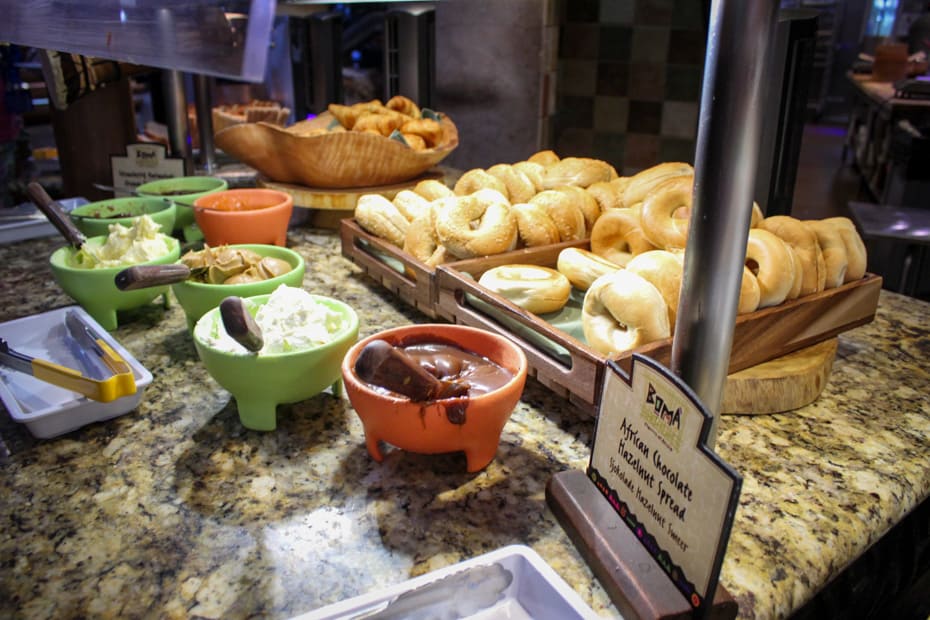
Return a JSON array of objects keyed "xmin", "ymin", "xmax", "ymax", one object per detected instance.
[{"xmin": 548, "ymin": 0, "xmax": 707, "ymax": 175}]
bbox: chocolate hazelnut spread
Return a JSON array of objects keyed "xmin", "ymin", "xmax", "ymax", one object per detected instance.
[
  {"xmin": 400, "ymin": 343, "xmax": 512, "ymax": 396},
  {"xmin": 353, "ymin": 339, "xmax": 514, "ymax": 425}
]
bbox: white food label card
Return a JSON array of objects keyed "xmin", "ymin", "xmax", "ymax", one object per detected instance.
[
  {"xmin": 110, "ymin": 144, "xmax": 185, "ymax": 193},
  {"xmin": 588, "ymin": 354, "xmax": 741, "ymax": 613}
]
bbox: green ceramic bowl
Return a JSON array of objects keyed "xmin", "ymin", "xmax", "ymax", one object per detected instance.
[
  {"xmin": 136, "ymin": 176, "xmax": 227, "ymax": 240},
  {"xmin": 192, "ymin": 292, "xmax": 359, "ymax": 431},
  {"xmin": 171, "ymin": 244, "xmax": 306, "ymax": 330},
  {"xmin": 49, "ymin": 237, "xmax": 182, "ymax": 331},
  {"xmin": 70, "ymin": 197, "xmax": 177, "ymax": 237}
]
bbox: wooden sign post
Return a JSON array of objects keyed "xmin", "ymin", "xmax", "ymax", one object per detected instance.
[{"xmin": 547, "ymin": 354, "xmax": 742, "ymax": 619}]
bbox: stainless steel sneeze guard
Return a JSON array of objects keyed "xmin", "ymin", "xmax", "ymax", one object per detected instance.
[
  {"xmin": 673, "ymin": 0, "xmax": 781, "ymax": 447},
  {"xmin": 0, "ymin": 0, "xmax": 276, "ymax": 82}
]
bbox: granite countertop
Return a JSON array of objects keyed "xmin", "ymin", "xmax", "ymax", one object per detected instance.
[{"xmin": 1, "ymin": 228, "xmax": 928, "ymax": 619}]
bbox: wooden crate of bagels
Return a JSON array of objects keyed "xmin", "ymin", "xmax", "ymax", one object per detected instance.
[{"xmin": 349, "ymin": 150, "xmax": 880, "ymax": 410}]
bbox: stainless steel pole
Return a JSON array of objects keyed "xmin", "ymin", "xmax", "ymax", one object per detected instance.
[
  {"xmin": 193, "ymin": 74, "xmax": 216, "ymax": 174},
  {"xmin": 672, "ymin": 0, "xmax": 780, "ymax": 448},
  {"xmin": 162, "ymin": 69, "xmax": 192, "ymax": 174}
]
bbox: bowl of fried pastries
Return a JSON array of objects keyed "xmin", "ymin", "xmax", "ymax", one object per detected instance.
[{"xmin": 214, "ymin": 96, "xmax": 458, "ymax": 189}]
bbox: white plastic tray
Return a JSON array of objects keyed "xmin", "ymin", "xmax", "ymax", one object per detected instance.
[
  {"xmin": 0, "ymin": 197, "xmax": 87, "ymax": 245},
  {"xmin": 0, "ymin": 306, "xmax": 152, "ymax": 438},
  {"xmin": 293, "ymin": 544, "xmax": 601, "ymax": 620}
]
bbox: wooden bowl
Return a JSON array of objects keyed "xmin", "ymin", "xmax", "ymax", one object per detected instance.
[{"xmin": 214, "ymin": 112, "xmax": 459, "ymax": 189}]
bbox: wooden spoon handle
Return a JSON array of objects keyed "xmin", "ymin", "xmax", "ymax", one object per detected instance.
[
  {"xmin": 114, "ymin": 264, "xmax": 192, "ymax": 290},
  {"xmin": 27, "ymin": 181, "xmax": 87, "ymax": 250},
  {"xmin": 354, "ymin": 339, "xmax": 468, "ymax": 401},
  {"xmin": 219, "ymin": 296, "xmax": 264, "ymax": 353}
]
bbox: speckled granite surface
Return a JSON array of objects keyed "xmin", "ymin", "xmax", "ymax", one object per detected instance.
[{"xmin": 0, "ymin": 229, "xmax": 928, "ymax": 619}]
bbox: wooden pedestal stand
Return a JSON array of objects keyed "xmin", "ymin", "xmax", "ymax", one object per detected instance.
[
  {"xmin": 259, "ymin": 168, "xmax": 448, "ymax": 229},
  {"xmin": 547, "ymin": 470, "xmax": 738, "ymax": 620}
]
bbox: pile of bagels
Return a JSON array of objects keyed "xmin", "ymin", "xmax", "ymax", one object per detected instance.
[
  {"xmin": 354, "ymin": 150, "xmax": 616, "ymax": 266},
  {"xmin": 352, "ymin": 152, "xmax": 868, "ymax": 358}
]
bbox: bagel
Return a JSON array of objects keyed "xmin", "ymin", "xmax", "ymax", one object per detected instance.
[
  {"xmin": 403, "ymin": 212, "xmax": 447, "ymax": 267},
  {"xmin": 582, "ymin": 270, "xmax": 671, "ymax": 355},
  {"xmin": 392, "ymin": 189, "xmax": 431, "ymax": 222},
  {"xmin": 434, "ymin": 190, "xmax": 518, "ymax": 258},
  {"xmin": 805, "ymin": 220, "xmax": 849, "ymax": 288},
  {"xmin": 479, "ymin": 264, "xmax": 571, "ymax": 314},
  {"xmin": 589, "ymin": 207, "xmax": 657, "ymax": 266},
  {"xmin": 556, "ymin": 247, "xmax": 622, "ymax": 291},
  {"xmin": 355, "ymin": 193, "xmax": 408, "ymax": 246},
  {"xmin": 822, "ymin": 217, "xmax": 867, "ymax": 282},
  {"xmin": 745, "ymin": 228, "xmax": 795, "ymax": 307},
  {"xmin": 412, "ymin": 179, "xmax": 454, "ymax": 201},
  {"xmin": 622, "ymin": 162, "xmax": 693, "ymax": 209},
  {"xmin": 512, "ymin": 161, "xmax": 546, "ymax": 191},
  {"xmin": 527, "ymin": 149, "xmax": 560, "ymax": 166},
  {"xmin": 511, "ymin": 202, "xmax": 561, "ymax": 248},
  {"xmin": 556, "ymin": 185, "xmax": 602, "ymax": 233},
  {"xmin": 453, "ymin": 168, "xmax": 508, "ymax": 197},
  {"xmin": 750, "ymin": 202, "xmax": 764, "ymax": 228},
  {"xmin": 640, "ymin": 175, "xmax": 692, "ymax": 250},
  {"xmin": 759, "ymin": 215, "xmax": 826, "ymax": 295},
  {"xmin": 541, "ymin": 157, "xmax": 615, "ymax": 189},
  {"xmin": 487, "ymin": 163, "xmax": 537, "ymax": 203},
  {"xmin": 528, "ymin": 190, "xmax": 587, "ymax": 243},
  {"xmin": 586, "ymin": 180, "xmax": 625, "ymax": 212},
  {"xmin": 625, "ymin": 250, "xmax": 684, "ymax": 329},
  {"xmin": 784, "ymin": 245, "xmax": 803, "ymax": 301},
  {"xmin": 738, "ymin": 266, "xmax": 762, "ymax": 314}
]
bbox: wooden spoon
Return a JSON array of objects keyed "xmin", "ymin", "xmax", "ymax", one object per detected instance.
[
  {"xmin": 354, "ymin": 339, "xmax": 469, "ymax": 401},
  {"xmin": 26, "ymin": 181, "xmax": 87, "ymax": 250},
  {"xmin": 219, "ymin": 296, "xmax": 264, "ymax": 353},
  {"xmin": 114, "ymin": 264, "xmax": 193, "ymax": 290}
]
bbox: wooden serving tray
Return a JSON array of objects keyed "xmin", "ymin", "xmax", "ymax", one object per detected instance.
[
  {"xmin": 435, "ymin": 242, "xmax": 883, "ymax": 414},
  {"xmin": 340, "ymin": 218, "xmax": 447, "ymax": 319}
]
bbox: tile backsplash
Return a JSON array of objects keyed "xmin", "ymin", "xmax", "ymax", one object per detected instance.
[{"xmin": 550, "ymin": 0, "xmax": 707, "ymax": 174}]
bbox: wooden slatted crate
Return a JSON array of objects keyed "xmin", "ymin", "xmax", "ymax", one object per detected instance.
[
  {"xmin": 435, "ymin": 242, "xmax": 883, "ymax": 415},
  {"xmin": 340, "ymin": 218, "xmax": 448, "ymax": 319}
]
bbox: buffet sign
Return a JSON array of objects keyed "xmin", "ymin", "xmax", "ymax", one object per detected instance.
[
  {"xmin": 110, "ymin": 144, "xmax": 185, "ymax": 193},
  {"xmin": 592, "ymin": 355, "xmax": 741, "ymax": 615}
]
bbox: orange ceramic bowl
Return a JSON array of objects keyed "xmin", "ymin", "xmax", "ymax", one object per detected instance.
[
  {"xmin": 193, "ymin": 188, "xmax": 293, "ymax": 246},
  {"xmin": 342, "ymin": 324, "xmax": 528, "ymax": 472}
]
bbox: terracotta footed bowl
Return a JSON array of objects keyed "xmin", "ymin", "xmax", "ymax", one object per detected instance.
[{"xmin": 342, "ymin": 324, "xmax": 528, "ymax": 473}]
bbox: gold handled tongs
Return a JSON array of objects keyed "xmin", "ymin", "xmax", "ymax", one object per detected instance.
[{"xmin": 0, "ymin": 310, "xmax": 136, "ymax": 402}]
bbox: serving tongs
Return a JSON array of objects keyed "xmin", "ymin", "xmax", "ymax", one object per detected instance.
[{"xmin": 0, "ymin": 310, "xmax": 137, "ymax": 402}]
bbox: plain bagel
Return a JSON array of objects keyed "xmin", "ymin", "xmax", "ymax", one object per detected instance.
[
  {"xmin": 622, "ymin": 162, "xmax": 693, "ymax": 209},
  {"xmin": 640, "ymin": 175, "xmax": 693, "ymax": 250},
  {"xmin": 805, "ymin": 219, "xmax": 848, "ymax": 288},
  {"xmin": 355, "ymin": 193, "xmax": 409, "ymax": 247},
  {"xmin": 589, "ymin": 207, "xmax": 658, "ymax": 266},
  {"xmin": 582, "ymin": 269, "xmax": 671, "ymax": 355},
  {"xmin": 556, "ymin": 247, "xmax": 622, "ymax": 291},
  {"xmin": 529, "ymin": 189, "xmax": 587, "ymax": 242},
  {"xmin": 745, "ymin": 228, "xmax": 795, "ymax": 307},
  {"xmin": 434, "ymin": 190, "xmax": 518, "ymax": 258},
  {"xmin": 479, "ymin": 264, "xmax": 571, "ymax": 314},
  {"xmin": 625, "ymin": 250, "xmax": 684, "ymax": 329},
  {"xmin": 758, "ymin": 215, "xmax": 826, "ymax": 295},
  {"xmin": 822, "ymin": 217, "xmax": 867, "ymax": 282},
  {"xmin": 453, "ymin": 168, "xmax": 508, "ymax": 197}
]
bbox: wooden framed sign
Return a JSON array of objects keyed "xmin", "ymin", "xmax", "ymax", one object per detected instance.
[{"xmin": 587, "ymin": 354, "xmax": 742, "ymax": 614}]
